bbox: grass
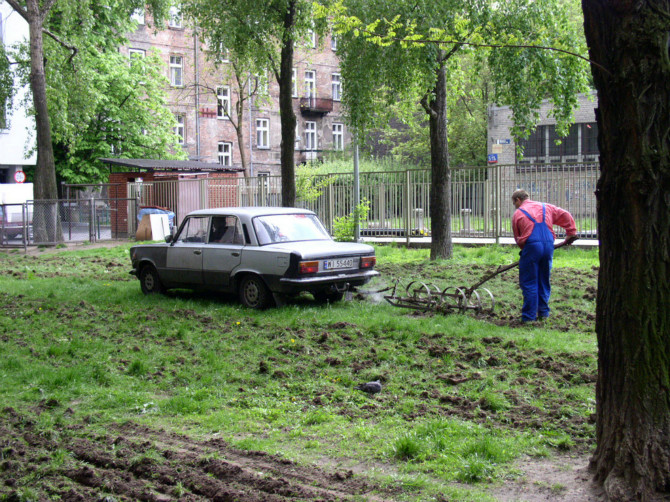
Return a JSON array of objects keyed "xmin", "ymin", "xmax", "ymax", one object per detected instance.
[{"xmin": 0, "ymin": 242, "xmax": 599, "ymax": 501}]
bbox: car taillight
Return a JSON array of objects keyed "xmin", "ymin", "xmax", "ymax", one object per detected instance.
[
  {"xmin": 361, "ymin": 256, "xmax": 376, "ymax": 268},
  {"xmin": 299, "ymin": 260, "xmax": 319, "ymax": 274}
]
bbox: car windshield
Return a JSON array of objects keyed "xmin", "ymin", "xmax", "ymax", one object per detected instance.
[{"xmin": 253, "ymin": 213, "xmax": 330, "ymax": 245}]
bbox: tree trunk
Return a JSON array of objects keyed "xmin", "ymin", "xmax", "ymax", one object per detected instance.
[
  {"xmin": 582, "ymin": 0, "xmax": 670, "ymax": 499},
  {"xmin": 26, "ymin": 0, "xmax": 60, "ymax": 243},
  {"xmin": 427, "ymin": 56, "xmax": 452, "ymax": 260},
  {"xmin": 279, "ymin": 0, "xmax": 297, "ymax": 207}
]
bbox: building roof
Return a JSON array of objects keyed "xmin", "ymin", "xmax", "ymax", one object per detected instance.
[{"xmin": 99, "ymin": 158, "xmax": 244, "ymax": 172}]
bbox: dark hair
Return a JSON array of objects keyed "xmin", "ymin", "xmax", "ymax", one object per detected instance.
[{"xmin": 512, "ymin": 189, "xmax": 529, "ymax": 202}]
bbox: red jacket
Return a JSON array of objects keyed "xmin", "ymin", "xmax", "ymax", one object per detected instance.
[{"xmin": 512, "ymin": 200, "xmax": 577, "ymax": 248}]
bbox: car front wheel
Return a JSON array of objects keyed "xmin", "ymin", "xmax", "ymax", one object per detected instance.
[
  {"xmin": 239, "ymin": 275, "xmax": 272, "ymax": 309},
  {"xmin": 140, "ymin": 265, "xmax": 164, "ymax": 295}
]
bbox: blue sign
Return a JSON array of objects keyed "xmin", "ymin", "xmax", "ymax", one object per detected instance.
[
  {"xmin": 496, "ymin": 139, "xmax": 511, "ymax": 145},
  {"xmin": 487, "ymin": 154, "xmax": 498, "ymax": 164}
]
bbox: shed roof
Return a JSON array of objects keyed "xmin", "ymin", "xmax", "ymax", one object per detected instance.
[{"xmin": 99, "ymin": 158, "xmax": 244, "ymax": 172}]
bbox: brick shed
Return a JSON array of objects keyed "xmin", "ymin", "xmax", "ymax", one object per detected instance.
[{"xmin": 101, "ymin": 158, "xmax": 243, "ymax": 237}]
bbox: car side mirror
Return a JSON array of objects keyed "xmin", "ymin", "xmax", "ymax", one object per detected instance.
[{"xmin": 165, "ymin": 226, "xmax": 178, "ymax": 243}]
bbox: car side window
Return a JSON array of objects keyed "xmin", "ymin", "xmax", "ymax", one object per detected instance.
[
  {"xmin": 176, "ymin": 216, "xmax": 209, "ymax": 243},
  {"xmin": 209, "ymin": 216, "xmax": 243, "ymax": 244}
]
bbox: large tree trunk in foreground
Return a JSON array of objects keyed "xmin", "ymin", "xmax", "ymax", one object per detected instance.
[
  {"xmin": 279, "ymin": 0, "xmax": 297, "ymax": 207},
  {"xmin": 583, "ymin": 0, "xmax": 670, "ymax": 499},
  {"xmin": 426, "ymin": 55, "xmax": 452, "ymax": 260}
]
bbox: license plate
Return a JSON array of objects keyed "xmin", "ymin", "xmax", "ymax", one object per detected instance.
[{"xmin": 323, "ymin": 258, "xmax": 355, "ymax": 270}]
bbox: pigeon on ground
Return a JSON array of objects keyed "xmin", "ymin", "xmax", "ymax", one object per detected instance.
[{"xmin": 355, "ymin": 380, "xmax": 382, "ymax": 394}]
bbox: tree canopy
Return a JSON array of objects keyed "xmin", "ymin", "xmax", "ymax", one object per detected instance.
[
  {"xmin": 320, "ymin": 0, "xmax": 590, "ymax": 258},
  {"xmin": 182, "ymin": 0, "xmax": 328, "ymax": 207}
]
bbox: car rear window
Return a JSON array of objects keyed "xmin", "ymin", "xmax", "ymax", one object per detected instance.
[{"xmin": 253, "ymin": 214, "xmax": 330, "ymax": 245}]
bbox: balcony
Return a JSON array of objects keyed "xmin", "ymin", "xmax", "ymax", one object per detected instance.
[{"xmin": 299, "ymin": 97, "xmax": 333, "ymax": 116}]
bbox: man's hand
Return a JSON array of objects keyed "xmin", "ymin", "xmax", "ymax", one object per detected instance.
[{"xmin": 564, "ymin": 235, "xmax": 579, "ymax": 246}]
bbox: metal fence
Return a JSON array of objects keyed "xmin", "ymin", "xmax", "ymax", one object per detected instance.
[
  {"xmin": 2, "ymin": 162, "xmax": 599, "ymax": 248},
  {"xmin": 0, "ymin": 198, "xmax": 138, "ymax": 248}
]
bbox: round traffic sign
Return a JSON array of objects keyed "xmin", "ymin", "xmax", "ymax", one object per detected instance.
[{"xmin": 14, "ymin": 170, "xmax": 26, "ymax": 183}]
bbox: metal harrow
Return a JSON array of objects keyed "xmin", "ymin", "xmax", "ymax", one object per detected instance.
[
  {"xmin": 383, "ymin": 280, "xmax": 496, "ymax": 314},
  {"xmin": 365, "ymin": 239, "xmax": 574, "ymax": 315}
]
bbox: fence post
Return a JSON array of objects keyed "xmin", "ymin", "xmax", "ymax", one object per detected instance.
[
  {"xmin": 495, "ymin": 165, "xmax": 502, "ymax": 243},
  {"xmin": 89, "ymin": 198, "xmax": 96, "ymax": 243},
  {"xmin": 405, "ymin": 169, "xmax": 411, "ymax": 247},
  {"xmin": 22, "ymin": 203, "xmax": 27, "ymax": 253}
]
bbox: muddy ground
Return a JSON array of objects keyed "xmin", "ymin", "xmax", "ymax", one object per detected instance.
[
  {"xmin": 0, "ymin": 242, "xmax": 601, "ymax": 501},
  {"xmin": 0, "ymin": 408, "xmax": 386, "ymax": 501}
]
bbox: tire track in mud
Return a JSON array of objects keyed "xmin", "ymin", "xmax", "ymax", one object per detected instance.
[{"xmin": 1, "ymin": 410, "xmax": 391, "ymax": 501}]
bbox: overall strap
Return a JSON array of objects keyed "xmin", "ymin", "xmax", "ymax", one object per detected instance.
[
  {"xmin": 541, "ymin": 204, "xmax": 547, "ymax": 223},
  {"xmin": 518, "ymin": 207, "xmax": 537, "ymax": 224}
]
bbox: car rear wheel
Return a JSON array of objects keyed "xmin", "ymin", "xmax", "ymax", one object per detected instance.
[
  {"xmin": 239, "ymin": 275, "xmax": 272, "ymax": 309},
  {"xmin": 140, "ymin": 265, "xmax": 164, "ymax": 295},
  {"xmin": 313, "ymin": 290, "xmax": 344, "ymax": 304}
]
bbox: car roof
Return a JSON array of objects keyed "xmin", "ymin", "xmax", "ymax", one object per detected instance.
[{"xmin": 186, "ymin": 207, "xmax": 316, "ymax": 218}]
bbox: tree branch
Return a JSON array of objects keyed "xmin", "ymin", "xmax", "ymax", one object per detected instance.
[
  {"xmin": 42, "ymin": 27, "xmax": 78, "ymax": 66},
  {"xmin": 3, "ymin": 0, "xmax": 29, "ymax": 22},
  {"xmin": 354, "ymin": 25, "xmax": 612, "ymax": 76},
  {"xmin": 420, "ymin": 93, "xmax": 436, "ymax": 118}
]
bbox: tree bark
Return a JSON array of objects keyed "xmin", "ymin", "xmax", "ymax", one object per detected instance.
[
  {"xmin": 582, "ymin": 0, "xmax": 670, "ymax": 499},
  {"xmin": 25, "ymin": 0, "xmax": 60, "ymax": 242},
  {"xmin": 279, "ymin": 0, "xmax": 297, "ymax": 207},
  {"xmin": 425, "ymin": 55, "xmax": 452, "ymax": 260}
]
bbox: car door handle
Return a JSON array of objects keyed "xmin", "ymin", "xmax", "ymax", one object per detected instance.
[
  {"xmin": 193, "ymin": 250, "xmax": 202, "ymax": 255},
  {"xmin": 231, "ymin": 252, "xmax": 240, "ymax": 257}
]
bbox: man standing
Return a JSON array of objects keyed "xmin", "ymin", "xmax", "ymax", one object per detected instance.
[{"xmin": 511, "ymin": 189, "xmax": 578, "ymax": 322}]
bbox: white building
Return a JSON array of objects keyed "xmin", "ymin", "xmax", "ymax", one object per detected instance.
[
  {"xmin": 0, "ymin": 2, "xmax": 36, "ymax": 184},
  {"xmin": 487, "ymin": 92, "xmax": 599, "ymax": 165}
]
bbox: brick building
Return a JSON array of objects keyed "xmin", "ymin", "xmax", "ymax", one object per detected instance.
[{"xmin": 124, "ymin": 8, "xmax": 350, "ymax": 178}]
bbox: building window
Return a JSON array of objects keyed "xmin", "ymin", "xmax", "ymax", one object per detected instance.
[
  {"xmin": 131, "ymin": 8, "xmax": 145, "ymax": 25},
  {"xmin": 518, "ymin": 126, "xmax": 546, "ymax": 160},
  {"xmin": 304, "ymin": 70, "xmax": 316, "ymax": 98},
  {"xmin": 256, "ymin": 118, "xmax": 269, "ymax": 149},
  {"xmin": 128, "ymin": 48, "xmax": 145, "ymax": 66},
  {"xmin": 217, "ymin": 86, "xmax": 230, "ymax": 119},
  {"xmin": 218, "ymin": 141, "xmax": 232, "ymax": 166},
  {"xmin": 169, "ymin": 56, "xmax": 183, "ymax": 87},
  {"xmin": 174, "ymin": 114, "xmax": 185, "ymax": 144},
  {"xmin": 331, "ymin": 34, "xmax": 338, "ymax": 51},
  {"xmin": 307, "ymin": 29, "xmax": 316, "ymax": 48},
  {"xmin": 292, "ymin": 68, "xmax": 297, "ymax": 97},
  {"xmin": 331, "ymin": 73, "xmax": 341, "ymax": 101},
  {"xmin": 548, "ymin": 124, "xmax": 578, "ymax": 158},
  {"xmin": 582, "ymin": 123, "xmax": 598, "ymax": 156},
  {"xmin": 332, "ymin": 123, "xmax": 343, "ymax": 151},
  {"xmin": 305, "ymin": 121, "xmax": 317, "ymax": 150},
  {"xmin": 168, "ymin": 6, "xmax": 183, "ymax": 28}
]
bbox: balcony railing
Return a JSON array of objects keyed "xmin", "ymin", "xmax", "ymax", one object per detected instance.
[{"xmin": 299, "ymin": 97, "xmax": 333, "ymax": 115}]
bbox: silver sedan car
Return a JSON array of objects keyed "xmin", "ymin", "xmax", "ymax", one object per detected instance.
[{"xmin": 129, "ymin": 207, "xmax": 379, "ymax": 308}]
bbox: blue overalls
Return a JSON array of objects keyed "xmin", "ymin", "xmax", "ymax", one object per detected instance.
[{"xmin": 518, "ymin": 205, "xmax": 554, "ymax": 322}]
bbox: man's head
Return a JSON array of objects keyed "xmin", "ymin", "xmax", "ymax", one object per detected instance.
[{"xmin": 512, "ymin": 189, "xmax": 529, "ymax": 209}]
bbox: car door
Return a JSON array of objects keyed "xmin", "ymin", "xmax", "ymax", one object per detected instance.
[
  {"xmin": 203, "ymin": 215, "xmax": 243, "ymax": 288},
  {"xmin": 164, "ymin": 215, "xmax": 208, "ymax": 286}
]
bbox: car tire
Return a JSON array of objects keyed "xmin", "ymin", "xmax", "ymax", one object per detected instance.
[
  {"xmin": 313, "ymin": 290, "xmax": 344, "ymax": 304},
  {"xmin": 140, "ymin": 265, "xmax": 164, "ymax": 295},
  {"xmin": 239, "ymin": 275, "xmax": 272, "ymax": 309}
]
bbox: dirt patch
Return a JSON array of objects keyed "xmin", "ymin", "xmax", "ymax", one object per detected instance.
[
  {"xmin": 492, "ymin": 454, "xmax": 605, "ymax": 501},
  {"xmin": 0, "ymin": 409, "xmax": 388, "ymax": 501}
]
